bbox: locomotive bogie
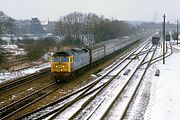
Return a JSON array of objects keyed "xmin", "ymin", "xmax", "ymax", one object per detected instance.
[{"xmin": 51, "ymin": 72, "xmax": 72, "ymax": 83}]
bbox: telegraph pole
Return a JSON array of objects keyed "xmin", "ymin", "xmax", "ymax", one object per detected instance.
[
  {"xmin": 177, "ymin": 20, "xmax": 179, "ymax": 46},
  {"xmin": 163, "ymin": 14, "xmax": 166, "ymax": 64}
]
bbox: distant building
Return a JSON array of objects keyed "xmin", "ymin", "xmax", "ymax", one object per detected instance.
[{"xmin": 41, "ymin": 19, "xmax": 56, "ymax": 33}]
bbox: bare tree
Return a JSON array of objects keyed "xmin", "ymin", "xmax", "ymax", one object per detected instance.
[{"xmin": 55, "ymin": 12, "xmax": 135, "ymax": 46}]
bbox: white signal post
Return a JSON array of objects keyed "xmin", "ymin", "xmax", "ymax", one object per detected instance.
[{"xmin": 163, "ymin": 14, "xmax": 166, "ymax": 64}]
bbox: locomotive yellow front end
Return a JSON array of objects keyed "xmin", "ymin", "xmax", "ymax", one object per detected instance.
[
  {"xmin": 51, "ymin": 52, "xmax": 73, "ymax": 82},
  {"xmin": 51, "ymin": 62, "xmax": 70, "ymax": 72}
]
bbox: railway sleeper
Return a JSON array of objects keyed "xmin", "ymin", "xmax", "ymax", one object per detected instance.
[{"xmin": 0, "ymin": 94, "xmax": 41, "ymax": 118}]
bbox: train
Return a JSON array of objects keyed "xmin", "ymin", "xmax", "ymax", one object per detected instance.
[
  {"xmin": 51, "ymin": 32, "xmax": 151, "ymax": 83},
  {"xmin": 152, "ymin": 32, "xmax": 161, "ymax": 45}
]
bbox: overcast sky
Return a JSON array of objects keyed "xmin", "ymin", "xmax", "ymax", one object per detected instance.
[{"xmin": 0, "ymin": 0, "xmax": 179, "ymax": 22}]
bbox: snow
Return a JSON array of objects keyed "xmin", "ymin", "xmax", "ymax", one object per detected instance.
[
  {"xmin": 0, "ymin": 44, "xmax": 18, "ymax": 49},
  {"xmin": 0, "ymin": 44, "xmax": 51, "ymax": 82},
  {"xmin": 0, "ymin": 62, "xmax": 50, "ymax": 83},
  {"xmin": 145, "ymin": 44, "xmax": 180, "ymax": 120}
]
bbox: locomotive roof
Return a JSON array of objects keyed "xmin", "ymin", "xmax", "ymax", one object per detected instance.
[
  {"xmin": 52, "ymin": 51, "xmax": 71, "ymax": 56},
  {"xmin": 53, "ymin": 48, "xmax": 89, "ymax": 56}
]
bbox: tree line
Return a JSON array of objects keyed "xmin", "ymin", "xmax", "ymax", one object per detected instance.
[
  {"xmin": 0, "ymin": 11, "xmax": 45, "ymax": 35},
  {"xmin": 54, "ymin": 12, "xmax": 138, "ymax": 46}
]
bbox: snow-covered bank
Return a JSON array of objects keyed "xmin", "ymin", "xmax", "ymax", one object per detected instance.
[
  {"xmin": 145, "ymin": 45, "xmax": 180, "ymax": 120},
  {"xmin": 0, "ymin": 63, "xmax": 50, "ymax": 83}
]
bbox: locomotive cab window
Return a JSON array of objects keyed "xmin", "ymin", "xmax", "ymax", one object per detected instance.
[
  {"xmin": 52, "ymin": 56, "xmax": 60, "ymax": 62},
  {"xmin": 61, "ymin": 57, "xmax": 69, "ymax": 62}
]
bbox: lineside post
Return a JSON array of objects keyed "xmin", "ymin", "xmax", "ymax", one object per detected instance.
[
  {"xmin": 163, "ymin": 14, "xmax": 166, "ymax": 64},
  {"xmin": 177, "ymin": 20, "xmax": 179, "ymax": 46}
]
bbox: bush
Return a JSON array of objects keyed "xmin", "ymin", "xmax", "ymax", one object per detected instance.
[{"xmin": 25, "ymin": 44, "xmax": 44, "ymax": 61}]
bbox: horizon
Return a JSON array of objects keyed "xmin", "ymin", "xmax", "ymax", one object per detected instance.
[
  {"xmin": 0, "ymin": 10, "xmax": 177, "ymax": 25},
  {"xmin": 0, "ymin": 0, "xmax": 179, "ymax": 23}
]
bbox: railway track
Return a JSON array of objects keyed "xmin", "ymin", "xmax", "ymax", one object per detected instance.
[
  {"xmin": 0, "ymin": 68, "xmax": 50, "ymax": 94},
  {"xmin": 0, "ymin": 81, "xmax": 60, "ymax": 120},
  {"xmin": 0, "ymin": 33, "xmax": 173, "ymax": 120},
  {"xmin": 102, "ymin": 45, "xmax": 157, "ymax": 120},
  {"xmin": 105, "ymin": 42, "xmax": 173, "ymax": 119},
  {"xmin": 51, "ymin": 45, "xmax": 156, "ymax": 120},
  {"xmin": 16, "ymin": 36, "xmax": 153, "ymax": 120},
  {"xmin": 78, "ymin": 43, "xmax": 172, "ymax": 120},
  {"xmin": 142, "ymin": 41, "xmax": 172, "ymax": 66}
]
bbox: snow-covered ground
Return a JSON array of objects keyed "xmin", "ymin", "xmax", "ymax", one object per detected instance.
[
  {"xmin": 0, "ymin": 62, "xmax": 50, "ymax": 83},
  {"xmin": 0, "ymin": 44, "xmax": 51, "ymax": 83},
  {"xmin": 145, "ymin": 44, "xmax": 180, "ymax": 120}
]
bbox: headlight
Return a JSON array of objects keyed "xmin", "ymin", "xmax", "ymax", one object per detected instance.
[
  {"xmin": 56, "ymin": 65, "xmax": 58, "ymax": 68},
  {"xmin": 61, "ymin": 69, "xmax": 63, "ymax": 71},
  {"xmin": 63, "ymin": 66, "xmax": 64, "ymax": 68}
]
